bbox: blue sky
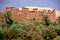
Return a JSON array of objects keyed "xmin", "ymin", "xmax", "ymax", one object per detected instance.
[{"xmin": 0, "ymin": 0, "xmax": 60, "ymax": 11}]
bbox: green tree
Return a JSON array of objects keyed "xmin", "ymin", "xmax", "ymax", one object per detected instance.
[
  {"xmin": 57, "ymin": 16, "xmax": 60, "ymax": 24},
  {"xmin": 3, "ymin": 11, "xmax": 14, "ymax": 27},
  {"xmin": 55, "ymin": 16, "xmax": 60, "ymax": 35},
  {"xmin": 42, "ymin": 27, "xmax": 57, "ymax": 40},
  {"xmin": 43, "ymin": 15, "xmax": 50, "ymax": 26}
]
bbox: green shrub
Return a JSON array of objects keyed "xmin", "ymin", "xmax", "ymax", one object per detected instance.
[
  {"xmin": 42, "ymin": 27, "xmax": 57, "ymax": 40},
  {"xmin": 1, "ymin": 13, "xmax": 60, "ymax": 40},
  {"xmin": 55, "ymin": 24, "xmax": 60, "ymax": 35}
]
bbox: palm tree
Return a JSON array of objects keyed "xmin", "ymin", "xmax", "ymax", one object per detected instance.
[
  {"xmin": 3, "ymin": 11, "xmax": 14, "ymax": 27},
  {"xmin": 43, "ymin": 15, "xmax": 50, "ymax": 26}
]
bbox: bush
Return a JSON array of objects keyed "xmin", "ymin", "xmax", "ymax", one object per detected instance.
[
  {"xmin": 55, "ymin": 24, "xmax": 60, "ymax": 35},
  {"xmin": 42, "ymin": 26, "xmax": 57, "ymax": 40},
  {"xmin": 0, "ymin": 15, "xmax": 60, "ymax": 40}
]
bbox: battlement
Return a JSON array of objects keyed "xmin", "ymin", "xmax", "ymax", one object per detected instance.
[
  {"xmin": 6, "ymin": 7, "xmax": 56, "ymax": 14},
  {"xmin": 6, "ymin": 7, "xmax": 15, "ymax": 11},
  {"xmin": 6, "ymin": 7, "xmax": 15, "ymax": 9},
  {"xmin": 33, "ymin": 8, "xmax": 38, "ymax": 11}
]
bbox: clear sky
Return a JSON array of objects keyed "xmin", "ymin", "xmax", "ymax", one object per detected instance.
[{"xmin": 0, "ymin": 0, "xmax": 60, "ymax": 11}]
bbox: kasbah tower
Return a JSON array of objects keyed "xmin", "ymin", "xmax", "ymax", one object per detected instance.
[{"xmin": 0, "ymin": 6, "xmax": 57, "ymax": 23}]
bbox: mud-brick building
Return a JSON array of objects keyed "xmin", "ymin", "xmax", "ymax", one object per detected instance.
[
  {"xmin": 0, "ymin": 12, "xmax": 4, "ymax": 23},
  {"xmin": 0, "ymin": 7, "xmax": 57, "ymax": 22}
]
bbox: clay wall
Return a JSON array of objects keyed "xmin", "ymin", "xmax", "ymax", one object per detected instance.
[{"xmin": 0, "ymin": 7, "xmax": 57, "ymax": 22}]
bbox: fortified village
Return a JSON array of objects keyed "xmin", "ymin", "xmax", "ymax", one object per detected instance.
[{"xmin": 0, "ymin": 7, "xmax": 57, "ymax": 22}]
